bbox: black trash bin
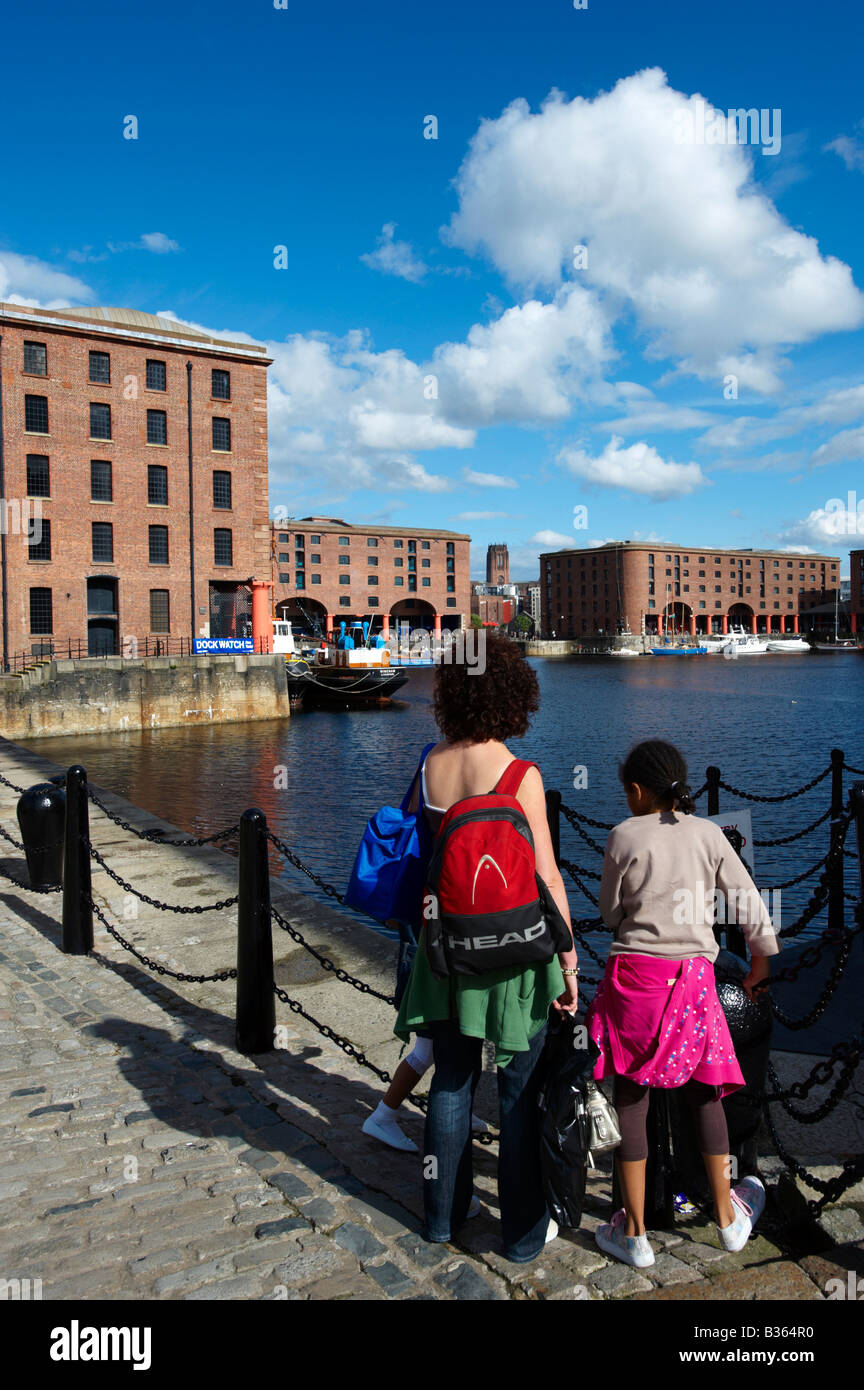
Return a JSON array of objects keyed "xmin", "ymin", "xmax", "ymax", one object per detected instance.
[{"xmin": 16, "ymin": 782, "xmax": 66, "ymax": 889}]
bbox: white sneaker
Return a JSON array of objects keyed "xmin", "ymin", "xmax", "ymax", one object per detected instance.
[
  {"xmin": 546, "ymin": 1218, "xmax": 559, "ymax": 1245},
  {"xmin": 361, "ymin": 1106, "xmax": 418, "ymax": 1153},
  {"xmin": 717, "ymin": 1176, "xmax": 766, "ymax": 1252},
  {"xmin": 595, "ymin": 1208, "xmax": 655, "ymax": 1268}
]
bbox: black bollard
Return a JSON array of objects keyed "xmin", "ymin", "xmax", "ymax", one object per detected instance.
[
  {"xmin": 62, "ymin": 765, "xmax": 93, "ymax": 954},
  {"xmin": 545, "ymin": 788, "xmax": 562, "ymax": 867},
  {"xmin": 16, "ymin": 782, "xmax": 65, "ymax": 889},
  {"xmin": 235, "ymin": 808, "xmax": 276, "ymax": 1055}
]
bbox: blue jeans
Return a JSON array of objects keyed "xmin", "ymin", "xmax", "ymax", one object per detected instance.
[{"xmin": 423, "ymin": 1020, "xmax": 549, "ymax": 1262}]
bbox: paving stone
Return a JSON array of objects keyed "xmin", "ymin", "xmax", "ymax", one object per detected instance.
[
  {"xmin": 647, "ymin": 1252, "xmax": 702, "ymax": 1286},
  {"xmin": 184, "ymin": 1273, "xmax": 264, "ymax": 1300},
  {"xmin": 299, "ymin": 1198, "xmax": 340, "ymax": 1228},
  {"xmin": 396, "ymin": 1232, "xmax": 451, "ymax": 1268},
  {"xmin": 333, "ymin": 1222, "xmax": 387, "ymax": 1260},
  {"xmin": 153, "ymin": 1256, "xmax": 235, "ymax": 1294},
  {"xmin": 363, "ymin": 1260, "xmax": 415, "ymax": 1296},
  {"xmin": 589, "ymin": 1263, "xmax": 654, "ymax": 1297},
  {"xmin": 269, "ymin": 1171, "xmax": 313, "ymax": 1201},
  {"xmin": 128, "ymin": 1248, "xmax": 188, "ymax": 1276},
  {"xmin": 255, "ymin": 1217, "xmax": 311, "ymax": 1240},
  {"xmin": 435, "ymin": 1261, "xmax": 507, "ymax": 1301},
  {"xmin": 347, "ymin": 1196, "xmax": 412, "ymax": 1238}
]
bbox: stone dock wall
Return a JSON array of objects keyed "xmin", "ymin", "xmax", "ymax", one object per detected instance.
[{"xmin": 0, "ymin": 654, "xmax": 292, "ymax": 740}]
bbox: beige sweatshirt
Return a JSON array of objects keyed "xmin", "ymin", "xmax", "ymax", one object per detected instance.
[{"xmin": 599, "ymin": 811, "xmax": 781, "ymax": 963}]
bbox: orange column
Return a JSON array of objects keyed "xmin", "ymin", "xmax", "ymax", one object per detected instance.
[
  {"xmin": 751, "ymin": 614, "xmax": 757, "ymax": 635},
  {"xmin": 434, "ymin": 613, "xmax": 442, "ymax": 637},
  {"xmin": 793, "ymin": 614, "xmax": 799, "ymax": 634},
  {"xmin": 852, "ymin": 612, "xmax": 858, "ymax": 635},
  {"xmin": 382, "ymin": 613, "xmax": 390, "ymax": 639},
  {"xmin": 722, "ymin": 615, "xmax": 728, "ymax": 635},
  {"xmin": 251, "ymin": 580, "xmax": 272, "ymax": 653},
  {"xmin": 689, "ymin": 615, "xmax": 696, "ymax": 637},
  {"xmin": 325, "ymin": 612, "xmax": 334, "ymax": 640}
]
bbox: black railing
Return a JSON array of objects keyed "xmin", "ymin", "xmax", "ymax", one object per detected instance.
[{"xmin": 0, "ymin": 751, "xmax": 862, "ymax": 1201}]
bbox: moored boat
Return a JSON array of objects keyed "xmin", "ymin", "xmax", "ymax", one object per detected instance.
[{"xmin": 766, "ymin": 638, "xmax": 811, "ymax": 653}]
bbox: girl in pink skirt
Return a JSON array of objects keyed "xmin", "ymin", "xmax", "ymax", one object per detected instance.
[{"xmin": 586, "ymin": 739, "xmax": 780, "ymax": 1268}]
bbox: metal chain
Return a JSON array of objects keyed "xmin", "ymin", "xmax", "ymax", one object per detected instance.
[
  {"xmin": 266, "ymin": 830, "xmax": 349, "ymax": 903},
  {"xmin": 754, "ymin": 805, "xmax": 832, "ymax": 847},
  {"xmin": 844, "ymin": 763, "xmax": 864, "ymax": 777},
  {"xmin": 762, "ymin": 850, "xmax": 830, "ymax": 892},
  {"xmin": 86, "ymin": 788, "xmax": 240, "ymax": 846},
  {"xmin": 560, "ymin": 806, "xmax": 606, "ymax": 856},
  {"xmin": 570, "ymin": 923, "xmax": 608, "ymax": 969},
  {"xmin": 0, "ymin": 770, "xmax": 26, "ymax": 795},
  {"xmin": 762, "ymin": 1094, "xmax": 864, "ymax": 1212},
  {"xmin": 272, "ymin": 982, "xmax": 496, "ymax": 1145},
  {"xmin": 89, "ymin": 896, "xmax": 236, "ymax": 982},
  {"xmin": 0, "ymin": 860, "xmax": 62, "ymax": 894},
  {"xmin": 558, "ymin": 804, "xmax": 614, "ymax": 832},
  {"xmin": 774, "ymin": 810, "xmax": 852, "ymax": 941},
  {"xmin": 765, "ymin": 1049, "xmax": 861, "ymax": 1124},
  {"xmin": 561, "ymin": 860, "xmax": 600, "ymax": 906},
  {"xmin": 84, "ymin": 838, "xmax": 238, "ymax": 914},
  {"xmin": 271, "ymin": 905, "xmax": 396, "ymax": 1005},
  {"xmin": 0, "ymin": 823, "xmax": 25, "ymax": 851},
  {"xmin": 717, "ymin": 764, "xmax": 833, "ymax": 803},
  {"xmin": 771, "ymin": 927, "xmax": 859, "ymax": 1029}
]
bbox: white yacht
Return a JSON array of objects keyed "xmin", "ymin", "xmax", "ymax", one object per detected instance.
[{"xmin": 766, "ymin": 637, "xmax": 811, "ymax": 654}]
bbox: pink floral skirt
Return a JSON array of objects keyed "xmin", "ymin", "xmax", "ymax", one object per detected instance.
[{"xmin": 586, "ymin": 953, "xmax": 745, "ymax": 1098}]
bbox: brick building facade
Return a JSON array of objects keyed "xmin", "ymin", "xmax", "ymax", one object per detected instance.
[
  {"xmin": 271, "ymin": 517, "xmax": 470, "ymax": 638},
  {"xmin": 540, "ymin": 541, "xmax": 842, "ymax": 639},
  {"xmin": 485, "ymin": 543, "xmax": 510, "ymax": 585},
  {"xmin": 0, "ymin": 302, "xmax": 271, "ymax": 660}
]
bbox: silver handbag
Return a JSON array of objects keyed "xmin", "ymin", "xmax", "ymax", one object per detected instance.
[{"xmin": 585, "ymin": 1081, "xmax": 621, "ymax": 1165}]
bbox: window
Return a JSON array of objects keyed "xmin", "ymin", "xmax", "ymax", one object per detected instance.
[
  {"xmin": 368, "ymin": 556, "xmax": 378, "ymax": 566},
  {"xmin": 212, "ymin": 417, "xmax": 231, "ymax": 451},
  {"xmin": 26, "ymin": 455, "xmax": 50, "ymax": 498},
  {"xmin": 421, "ymin": 558, "xmax": 430, "ymax": 568},
  {"xmin": 408, "ymin": 575, "xmax": 417, "ymax": 591},
  {"xmin": 408, "ymin": 540, "xmax": 416, "ymax": 552},
  {"xmin": 421, "ymin": 540, "xmax": 430, "ymax": 550},
  {"xmin": 146, "ymin": 360, "xmax": 166, "ymax": 391},
  {"xmin": 214, "ymin": 528, "xmax": 233, "ymax": 566},
  {"xmin": 367, "ymin": 538, "xmax": 378, "ymax": 548},
  {"xmin": 29, "ymin": 587, "xmax": 52, "ymax": 633},
  {"xmin": 394, "ymin": 539, "xmax": 403, "ymax": 549},
  {"xmin": 149, "ymin": 526, "xmax": 169, "ymax": 565},
  {"xmin": 421, "ymin": 577, "xmax": 431, "ymax": 587},
  {"xmin": 311, "ymin": 573, "xmax": 321, "ymax": 584},
  {"xmin": 29, "ymin": 518, "xmax": 51, "ymax": 561},
  {"xmin": 278, "ymin": 553, "xmax": 289, "ymax": 562},
  {"xmin": 446, "ymin": 542, "xmax": 454, "ymax": 555},
  {"xmin": 339, "ymin": 536, "xmax": 350, "ymax": 546},
  {"xmin": 368, "ymin": 574, "xmax": 379, "ymax": 585},
  {"xmin": 295, "ymin": 573, "xmax": 305, "ymax": 590},
  {"xmin": 310, "ymin": 534, "xmax": 321, "ymax": 544},
  {"xmin": 148, "ymin": 465, "xmax": 168, "ymax": 506},
  {"xmin": 446, "ymin": 598, "xmax": 456, "ymax": 607},
  {"xmin": 394, "ymin": 557, "xmax": 404, "ymax": 567},
  {"xmin": 213, "ymin": 470, "xmax": 232, "ymax": 509},
  {"xmin": 211, "ymin": 369, "xmax": 231, "ymax": 400},
  {"xmin": 310, "ymin": 553, "xmax": 320, "ymax": 564},
  {"xmin": 92, "ymin": 522, "xmax": 114, "ymax": 563},
  {"xmin": 278, "ymin": 572, "xmax": 289, "ymax": 584},
  {"xmin": 368, "ymin": 597, "xmax": 379, "ymax": 607},
  {"xmin": 24, "ymin": 342, "xmax": 47, "ymax": 376},
  {"xmin": 339, "ymin": 596, "xmax": 351, "ymax": 607},
  {"xmin": 89, "ymin": 351, "xmax": 111, "ymax": 384},
  {"xmin": 25, "ymin": 395, "xmax": 49, "ymax": 433},
  {"xmin": 408, "ymin": 557, "xmax": 416, "ymax": 572},
  {"xmin": 278, "ymin": 532, "xmax": 289, "ymax": 541},
  {"xmin": 295, "ymin": 535, "xmax": 304, "ymax": 547},
  {"xmin": 149, "ymin": 589, "xmax": 170, "ymax": 633},
  {"xmin": 446, "ymin": 557, "xmax": 455, "ymax": 572},
  {"xmin": 147, "ymin": 410, "xmax": 167, "ymax": 445},
  {"xmin": 394, "ymin": 576, "xmax": 404, "ymax": 587},
  {"xmin": 339, "ymin": 574, "xmax": 350, "ymax": 585},
  {"xmin": 338, "ymin": 554, "xmax": 351, "ymax": 566},
  {"xmin": 90, "ymin": 460, "xmax": 112, "ymax": 501}
]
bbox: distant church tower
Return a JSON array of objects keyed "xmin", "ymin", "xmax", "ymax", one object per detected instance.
[{"xmin": 486, "ymin": 543, "xmax": 510, "ymax": 585}]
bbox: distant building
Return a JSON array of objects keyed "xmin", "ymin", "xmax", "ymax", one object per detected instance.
[
  {"xmin": 850, "ymin": 551, "xmax": 863, "ymax": 635},
  {"xmin": 0, "ymin": 300, "xmax": 271, "ymax": 661},
  {"xmin": 540, "ymin": 541, "xmax": 842, "ymax": 639},
  {"xmin": 272, "ymin": 517, "xmax": 470, "ymax": 637},
  {"xmin": 486, "ymin": 543, "xmax": 510, "ymax": 586}
]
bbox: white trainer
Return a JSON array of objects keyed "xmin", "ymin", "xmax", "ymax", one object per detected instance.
[
  {"xmin": 595, "ymin": 1208, "xmax": 655, "ymax": 1268},
  {"xmin": 361, "ymin": 1105, "xmax": 418, "ymax": 1153},
  {"xmin": 717, "ymin": 1175, "xmax": 766, "ymax": 1252}
]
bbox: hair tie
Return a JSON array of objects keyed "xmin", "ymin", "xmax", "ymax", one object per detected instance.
[{"xmin": 669, "ymin": 781, "xmax": 680, "ymax": 794}]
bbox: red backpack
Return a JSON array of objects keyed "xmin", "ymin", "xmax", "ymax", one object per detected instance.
[{"xmin": 422, "ymin": 758, "xmax": 572, "ymax": 979}]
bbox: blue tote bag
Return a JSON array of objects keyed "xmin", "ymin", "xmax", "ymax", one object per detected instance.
[{"xmin": 345, "ymin": 742, "xmax": 437, "ymax": 926}]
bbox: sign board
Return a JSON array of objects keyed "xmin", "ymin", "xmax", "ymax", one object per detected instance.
[
  {"xmin": 193, "ymin": 638, "xmax": 254, "ymax": 654},
  {"xmin": 706, "ymin": 808, "xmax": 755, "ymax": 876}
]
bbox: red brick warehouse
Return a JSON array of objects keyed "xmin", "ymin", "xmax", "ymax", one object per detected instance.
[
  {"xmin": 541, "ymin": 541, "xmax": 843, "ymax": 639},
  {"xmin": 270, "ymin": 517, "xmax": 471, "ymax": 640},
  {"xmin": 0, "ymin": 302, "xmax": 271, "ymax": 661}
]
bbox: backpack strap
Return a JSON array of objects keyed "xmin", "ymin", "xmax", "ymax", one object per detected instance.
[
  {"xmin": 401, "ymin": 741, "xmax": 438, "ymax": 813},
  {"xmin": 493, "ymin": 758, "xmax": 537, "ymax": 798}
]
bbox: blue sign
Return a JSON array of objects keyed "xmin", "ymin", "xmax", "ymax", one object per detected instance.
[{"xmin": 193, "ymin": 638, "xmax": 254, "ymax": 654}]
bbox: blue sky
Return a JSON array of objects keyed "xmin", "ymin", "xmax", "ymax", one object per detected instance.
[{"xmin": 3, "ymin": 0, "xmax": 864, "ymax": 578}]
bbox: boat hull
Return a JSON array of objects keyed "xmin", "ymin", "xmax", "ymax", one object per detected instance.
[{"xmin": 286, "ymin": 664, "xmax": 410, "ymax": 707}]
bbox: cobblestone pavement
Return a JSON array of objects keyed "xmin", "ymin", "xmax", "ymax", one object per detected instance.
[{"xmin": 0, "ymin": 744, "xmax": 862, "ymax": 1301}]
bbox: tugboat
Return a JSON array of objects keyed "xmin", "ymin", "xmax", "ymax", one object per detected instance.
[{"xmin": 278, "ymin": 620, "xmax": 409, "ymax": 709}]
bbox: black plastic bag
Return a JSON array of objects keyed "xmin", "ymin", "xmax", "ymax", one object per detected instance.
[{"xmin": 537, "ymin": 1013, "xmax": 600, "ymax": 1228}]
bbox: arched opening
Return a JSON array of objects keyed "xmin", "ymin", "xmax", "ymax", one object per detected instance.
[
  {"xmin": 390, "ymin": 598, "xmax": 438, "ymax": 637},
  {"xmin": 661, "ymin": 601, "xmax": 693, "ymax": 637},
  {"xmin": 728, "ymin": 602, "xmax": 756, "ymax": 635},
  {"xmin": 275, "ymin": 597, "xmax": 328, "ymax": 641},
  {"xmin": 86, "ymin": 577, "xmax": 118, "ymax": 656}
]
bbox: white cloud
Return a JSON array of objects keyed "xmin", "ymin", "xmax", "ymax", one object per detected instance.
[
  {"xmin": 598, "ymin": 402, "xmax": 715, "ymax": 434},
  {"xmin": 352, "ymin": 407, "xmax": 474, "ymax": 451},
  {"xmin": 812, "ymin": 424, "xmax": 864, "ymax": 466},
  {"xmin": 138, "ymin": 232, "xmax": 181, "ymax": 254},
  {"xmin": 360, "ymin": 223, "xmax": 428, "ymax": 282},
  {"xmin": 444, "ymin": 69, "xmax": 863, "ymax": 390},
  {"xmin": 558, "ymin": 436, "xmax": 707, "ymax": 499},
  {"xmin": 530, "ymin": 529, "xmax": 574, "ymax": 549},
  {"xmin": 824, "ymin": 126, "xmax": 864, "ymax": 173},
  {"xmin": 462, "ymin": 468, "xmax": 518, "ymax": 489},
  {"xmin": 777, "ymin": 508, "xmax": 863, "ymax": 549},
  {"xmin": 0, "ymin": 250, "xmax": 94, "ymax": 308},
  {"xmin": 454, "ymin": 510, "xmax": 512, "ymax": 520},
  {"xmin": 69, "ymin": 231, "xmax": 182, "ymax": 263}
]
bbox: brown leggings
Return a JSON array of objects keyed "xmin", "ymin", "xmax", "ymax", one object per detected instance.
[{"xmin": 614, "ymin": 1076, "xmax": 729, "ymax": 1161}]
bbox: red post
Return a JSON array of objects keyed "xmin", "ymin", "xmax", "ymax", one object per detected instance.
[
  {"xmin": 751, "ymin": 614, "xmax": 757, "ymax": 636},
  {"xmin": 722, "ymin": 614, "xmax": 728, "ymax": 635},
  {"xmin": 689, "ymin": 615, "xmax": 696, "ymax": 637},
  {"xmin": 852, "ymin": 612, "xmax": 859, "ymax": 635},
  {"xmin": 434, "ymin": 613, "xmax": 442, "ymax": 637},
  {"xmin": 382, "ymin": 613, "xmax": 390, "ymax": 639},
  {"xmin": 251, "ymin": 580, "xmax": 272, "ymax": 653},
  {"xmin": 793, "ymin": 613, "xmax": 799, "ymax": 634},
  {"xmin": 325, "ymin": 612, "xmax": 333, "ymax": 640}
]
